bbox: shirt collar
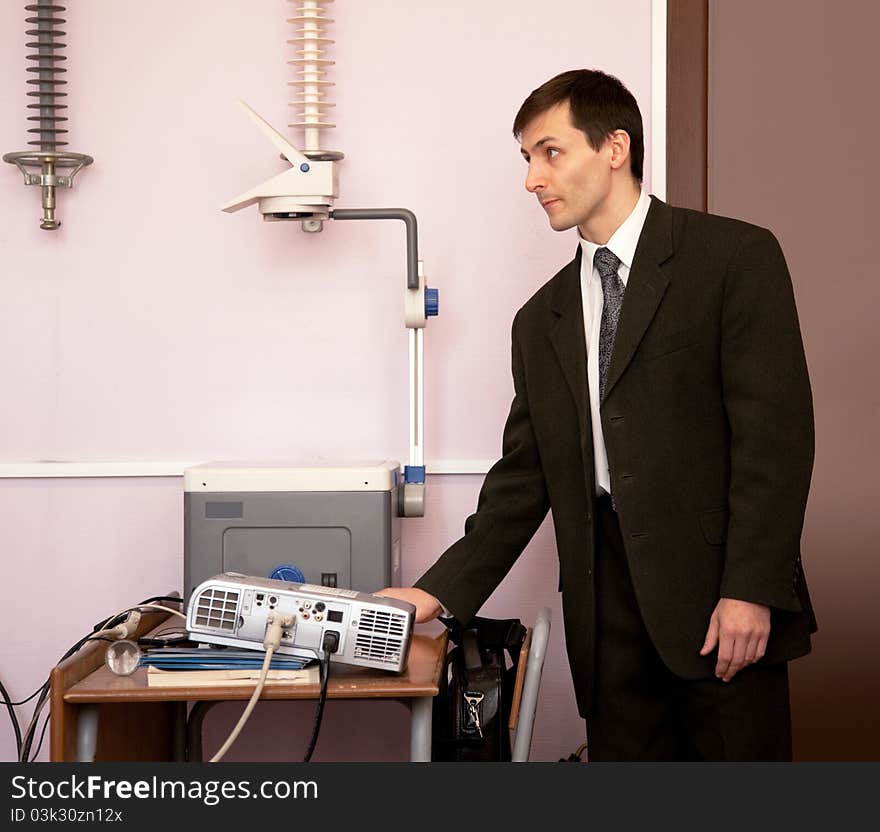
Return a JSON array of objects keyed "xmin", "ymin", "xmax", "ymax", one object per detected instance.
[{"xmin": 579, "ymin": 189, "xmax": 651, "ymax": 273}]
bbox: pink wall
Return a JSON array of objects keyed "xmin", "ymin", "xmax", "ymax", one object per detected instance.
[{"xmin": 0, "ymin": 0, "xmax": 654, "ymax": 761}]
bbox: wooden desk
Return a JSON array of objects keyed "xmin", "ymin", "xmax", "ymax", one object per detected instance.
[{"xmin": 50, "ymin": 610, "xmax": 448, "ymax": 762}]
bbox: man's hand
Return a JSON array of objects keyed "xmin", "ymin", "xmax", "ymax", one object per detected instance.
[
  {"xmin": 699, "ymin": 597, "xmax": 771, "ymax": 682},
  {"xmin": 374, "ymin": 587, "xmax": 443, "ymax": 623}
]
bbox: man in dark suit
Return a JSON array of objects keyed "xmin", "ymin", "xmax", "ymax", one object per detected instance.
[{"xmin": 379, "ymin": 69, "xmax": 816, "ymax": 760}]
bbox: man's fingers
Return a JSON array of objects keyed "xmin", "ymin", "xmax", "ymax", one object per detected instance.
[
  {"xmin": 721, "ymin": 635, "xmax": 748, "ymax": 682},
  {"xmin": 755, "ymin": 635, "xmax": 768, "ymax": 662},
  {"xmin": 743, "ymin": 633, "xmax": 761, "ymax": 666},
  {"xmin": 699, "ymin": 615, "xmax": 719, "ymax": 656},
  {"xmin": 715, "ymin": 644, "xmax": 732, "ymax": 679},
  {"xmin": 374, "ymin": 587, "xmax": 442, "ymax": 623},
  {"xmin": 714, "ymin": 627, "xmax": 733, "ymax": 678}
]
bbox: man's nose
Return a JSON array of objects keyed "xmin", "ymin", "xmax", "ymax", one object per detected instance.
[{"xmin": 525, "ymin": 164, "xmax": 544, "ymax": 193}]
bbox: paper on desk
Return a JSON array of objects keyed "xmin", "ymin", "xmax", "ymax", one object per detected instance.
[{"xmin": 146, "ymin": 664, "xmax": 320, "ymax": 688}]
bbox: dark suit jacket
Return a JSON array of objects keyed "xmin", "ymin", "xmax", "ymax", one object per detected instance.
[{"xmin": 416, "ymin": 197, "xmax": 816, "ymax": 717}]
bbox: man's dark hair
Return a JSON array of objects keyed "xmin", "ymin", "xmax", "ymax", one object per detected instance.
[{"xmin": 513, "ymin": 69, "xmax": 644, "ymax": 183}]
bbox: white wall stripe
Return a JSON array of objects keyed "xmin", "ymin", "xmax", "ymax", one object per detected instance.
[
  {"xmin": 0, "ymin": 460, "xmax": 498, "ymax": 479},
  {"xmin": 652, "ymin": 0, "xmax": 668, "ymax": 200}
]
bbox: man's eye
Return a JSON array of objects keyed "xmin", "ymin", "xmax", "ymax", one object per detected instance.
[{"xmin": 547, "ymin": 148, "xmax": 560, "ymax": 158}]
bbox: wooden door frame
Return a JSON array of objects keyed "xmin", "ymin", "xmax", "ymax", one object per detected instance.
[{"xmin": 666, "ymin": 0, "xmax": 708, "ymax": 211}]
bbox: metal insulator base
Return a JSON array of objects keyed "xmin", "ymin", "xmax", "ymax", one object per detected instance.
[{"xmin": 3, "ymin": 149, "xmax": 93, "ymax": 230}]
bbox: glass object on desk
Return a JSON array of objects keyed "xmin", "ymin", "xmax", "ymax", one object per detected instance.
[{"xmin": 105, "ymin": 639, "xmax": 142, "ymax": 676}]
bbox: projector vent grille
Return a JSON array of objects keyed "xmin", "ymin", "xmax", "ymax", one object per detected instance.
[
  {"xmin": 359, "ymin": 609, "xmax": 406, "ymax": 637},
  {"xmin": 194, "ymin": 587, "xmax": 240, "ymax": 632},
  {"xmin": 353, "ymin": 609, "xmax": 407, "ymax": 664}
]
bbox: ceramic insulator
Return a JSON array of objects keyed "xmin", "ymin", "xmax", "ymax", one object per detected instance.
[{"xmin": 286, "ymin": 0, "xmax": 336, "ymax": 152}]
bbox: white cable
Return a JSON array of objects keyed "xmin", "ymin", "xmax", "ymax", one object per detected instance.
[
  {"xmin": 91, "ymin": 603, "xmax": 186, "ymax": 640},
  {"xmin": 118, "ymin": 603, "xmax": 187, "ymax": 628},
  {"xmin": 209, "ymin": 611, "xmax": 292, "ymax": 763},
  {"xmin": 209, "ymin": 647, "xmax": 275, "ymax": 763}
]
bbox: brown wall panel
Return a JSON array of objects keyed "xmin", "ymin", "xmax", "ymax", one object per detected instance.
[
  {"xmin": 707, "ymin": 0, "xmax": 880, "ymax": 760},
  {"xmin": 667, "ymin": 0, "xmax": 708, "ymax": 211},
  {"xmin": 670, "ymin": 0, "xmax": 879, "ymax": 760}
]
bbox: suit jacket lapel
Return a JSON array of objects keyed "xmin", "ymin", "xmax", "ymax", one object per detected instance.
[
  {"xmin": 603, "ymin": 196, "xmax": 674, "ymax": 402},
  {"xmin": 548, "ymin": 246, "xmax": 593, "ymax": 458}
]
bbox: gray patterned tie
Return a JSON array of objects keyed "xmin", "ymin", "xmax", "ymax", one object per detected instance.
[{"xmin": 595, "ymin": 247, "xmax": 624, "ymax": 402}]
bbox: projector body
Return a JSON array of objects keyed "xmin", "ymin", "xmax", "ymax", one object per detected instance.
[{"xmin": 187, "ymin": 572, "xmax": 415, "ymax": 673}]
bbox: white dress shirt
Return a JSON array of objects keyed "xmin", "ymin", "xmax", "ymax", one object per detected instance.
[
  {"xmin": 436, "ymin": 191, "xmax": 652, "ymax": 616},
  {"xmin": 578, "ymin": 189, "xmax": 652, "ymax": 496}
]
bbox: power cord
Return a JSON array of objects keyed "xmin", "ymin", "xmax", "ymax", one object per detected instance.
[{"xmin": 302, "ymin": 630, "xmax": 338, "ymax": 762}]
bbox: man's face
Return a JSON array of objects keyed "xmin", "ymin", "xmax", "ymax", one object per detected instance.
[{"xmin": 519, "ymin": 101, "xmax": 613, "ymax": 235}]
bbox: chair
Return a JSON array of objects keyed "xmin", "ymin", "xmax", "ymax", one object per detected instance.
[{"xmin": 508, "ymin": 607, "xmax": 552, "ymax": 761}]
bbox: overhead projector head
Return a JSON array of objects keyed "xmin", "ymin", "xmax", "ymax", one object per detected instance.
[
  {"xmin": 186, "ymin": 572, "xmax": 415, "ymax": 673},
  {"xmin": 222, "ymin": 101, "xmax": 341, "ymax": 228}
]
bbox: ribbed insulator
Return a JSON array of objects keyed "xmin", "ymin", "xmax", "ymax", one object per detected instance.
[
  {"xmin": 286, "ymin": 0, "xmax": 336, "ymax": 149},
  {"xmin": 24, "ymin": 2, "xmax": 68, "ymax": 151}
]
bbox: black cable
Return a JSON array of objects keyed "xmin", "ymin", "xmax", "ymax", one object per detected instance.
[
  {"xmin": 28, "ymin": 710, "xmax": 51, "ymax": 762},
  {"xmin": 1, "ymin": 679, "xmax": 23, "ymax": 759},
  {"xmin": 139, "ymin": 595, "xmax": 184, "ymax": 607},
  {"xmin": 146, "ymin": 627, "xmax": 188, "ymax": 638},
  {"xmin": 19, "ymin": 618, "xmax": 127, "ymax": 761},
  {"xmin": 7, "ymin": 687, "xmax": 43, "ymax": 707},
  {"xmin": 6, "ymin": 680, "xmax": 55, "ymax": 762},
  {"xmin": 22, "ymin": 613, "xmax": 117, "ymax": 762},
  {"xmin": 302, "ymin": 631, "xmax": 339, "ymax": 763},
  {"xmin": 20, "ymin": 626, "xmax": 118, "ymax": 762},
  {"xmin": 137, "ymin": 627, "xmax": 191, "ymax": 647},
  {"xmin": 18, "ymin": 594, "xmax": 184, "ymax": 762},
  {"xmin": 20, "ymin": 627, "xmax": 97, "ymax": 762},
  {"xmin": 302, "ymin": 653, "xmax": 331, "ymax": 763},
  {"xmin": 19, "ymin": 681, "xmax": 50, "ymax": 763}
]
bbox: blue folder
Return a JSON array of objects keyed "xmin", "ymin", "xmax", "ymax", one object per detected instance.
[{"xmin": 139, "ymin": 647, "xmax": 311, "ymax": 671}]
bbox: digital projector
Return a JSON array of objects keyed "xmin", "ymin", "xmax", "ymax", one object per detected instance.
[{"xmin": 186, "ymin": 573, "xmax": 415, "ymax": 673}]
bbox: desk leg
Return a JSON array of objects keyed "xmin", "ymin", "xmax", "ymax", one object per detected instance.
[
  {"xmin": 409, "ymin": 697, "xmax": 433, "ymax": 762},
  {"xmin": 171, "ymin": 703, "xmax": 188, "ymax": 762},
  {"xmin": 75, "ymin": 705, "xmax": 100, "ymax": 762},
  {"xmin": 186, "ymin": 701, "xmax": 221, "ymax": 762}
]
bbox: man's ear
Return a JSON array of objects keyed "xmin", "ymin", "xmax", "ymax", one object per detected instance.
[{"xmin": 607, "ymin": 130, "xmax": 631, "ymax": 172}]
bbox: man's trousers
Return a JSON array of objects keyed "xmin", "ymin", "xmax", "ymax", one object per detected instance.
[{"xmin": 586, "ymin": 493, "xmax": 793, "ymax": 761}]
